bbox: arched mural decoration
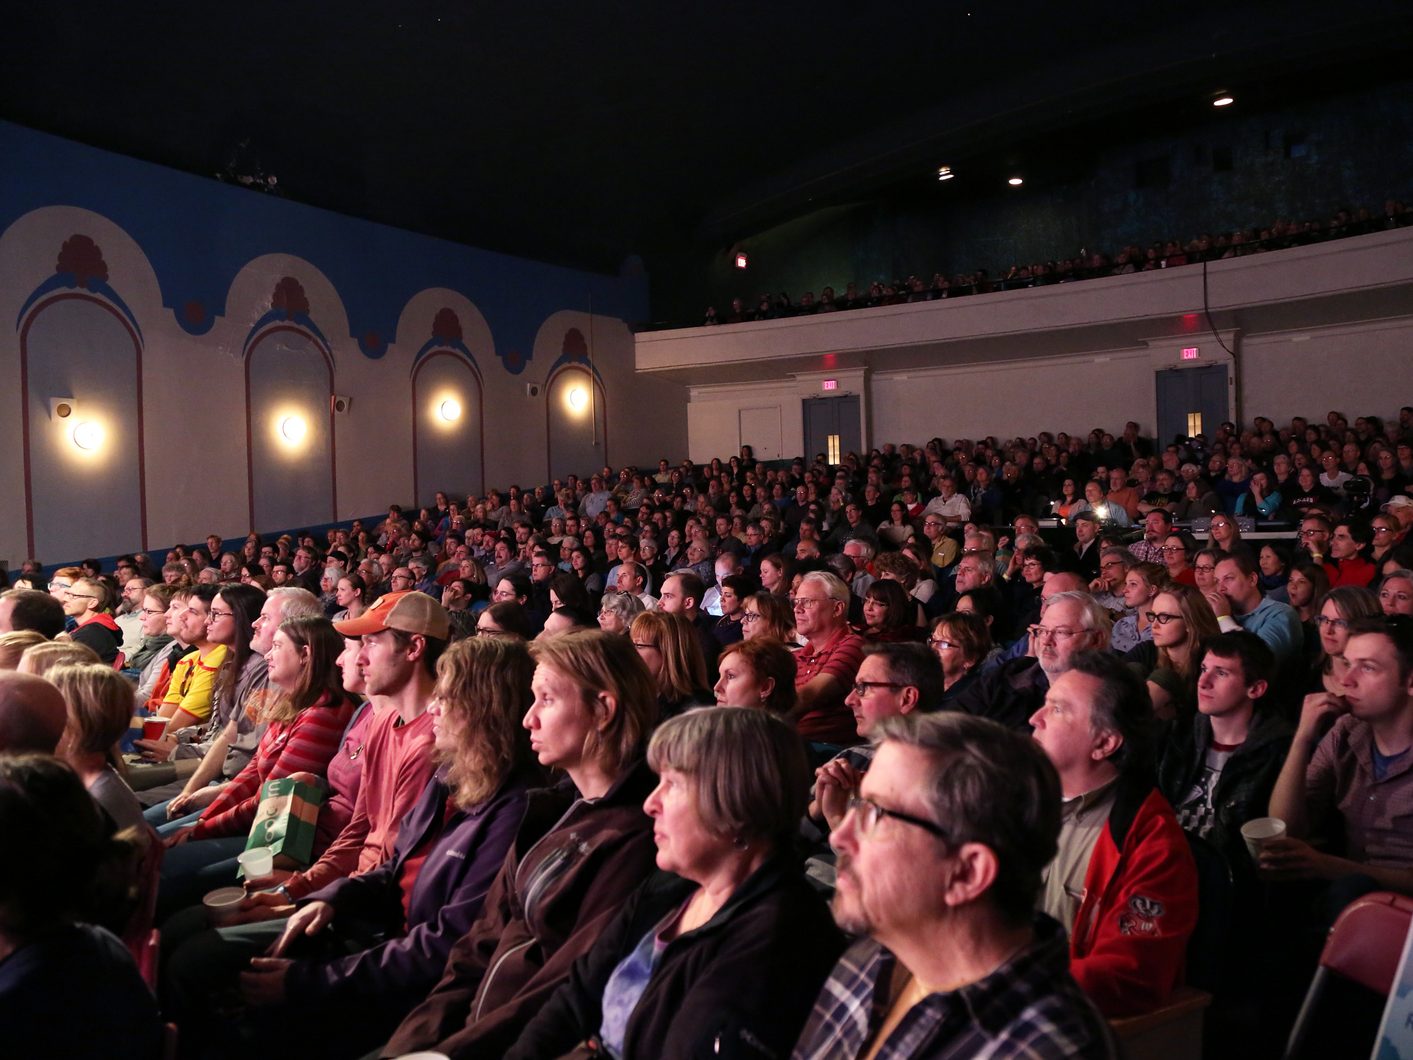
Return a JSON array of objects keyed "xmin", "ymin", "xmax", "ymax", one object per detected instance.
[
  {"xmin": 244, "ymin": 277, "xmax": 337, "ymax": 533},
  {"xmin": 544, "ymin": 328, "xmax": 608, "ymax": 481},
  {"xmin": 18, "ymin": 235, "xmax": 146, "ymax": 558},
  {"xmin": 411, "ymin": 308, "xmax": 485, "ymax": 503}
]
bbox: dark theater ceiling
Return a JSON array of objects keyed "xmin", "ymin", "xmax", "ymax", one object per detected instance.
[{"xmin": 4, "ymin": 1, "xmax": 1412, "ymax": 275}]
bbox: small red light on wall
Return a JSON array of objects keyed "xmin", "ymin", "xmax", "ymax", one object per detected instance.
[
  {"xmin": 734, "ymin": 252, "xmax": 748, "ymax": 270},
  {"xmin": 1181, "ymin": 347, "xmax": 1200, "ymax": 360},
  {"xmin": 822, "ymin": 379, "xmax": 838, "ymax": 391}
]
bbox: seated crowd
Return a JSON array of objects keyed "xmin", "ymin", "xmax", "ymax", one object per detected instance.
[
  {"xmin": 702, "ymin": 197, "xmax": 1413, "ymax": 327},
  {"xmin": 2, "ymin": 403, "xmax": 1413, "ymax": 1058}
]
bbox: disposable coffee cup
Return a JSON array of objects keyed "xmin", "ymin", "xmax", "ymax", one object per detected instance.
[
  {"xmin": 203, "ymin": 886, "xmax": 246, "ymax": 926},
  {"xmin": 142, "ymin": 717, "xmax": 168, "ymax": 741},
  {"xmin": 1241, "ymin": 816, "xmax": 1286, "ymax": 862},
  {"xmin": 238, "ymin": 848, "xmax": 275, "ymax": 882}
]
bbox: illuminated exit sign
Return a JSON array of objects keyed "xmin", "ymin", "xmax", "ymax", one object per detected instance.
[
  {"xmin": 1181, "ymin": 347, "xmax": 1200, "ymax": 361},
  {"xmin": 822, "ymin": 379, "xmax": 838, "ymax": 391}
]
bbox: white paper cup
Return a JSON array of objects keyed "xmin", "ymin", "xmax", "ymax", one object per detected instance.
[
  {"xmin": 203, "ymin": 886, "xmax": 246, "ymax": 926},
  {"xmin": 1241, "ymin": 816, "xmax": 1286, "ymax": 862},
  {"xmin": 238, "ymin": 848, "xmax": 274, "ymax": 882}
]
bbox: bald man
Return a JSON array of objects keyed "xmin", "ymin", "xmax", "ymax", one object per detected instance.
[{"xmin": 0, "ymin": 671, "xmax": 67, "ymax": 753}]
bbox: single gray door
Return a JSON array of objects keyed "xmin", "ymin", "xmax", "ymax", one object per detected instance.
[
  {"xmin": 1155, "ymin": 365, "xmax": 1228, "ymax": 448},
  {"xmin": 803, "ymin": 395, "xmax": 862, "ymax": 466}
]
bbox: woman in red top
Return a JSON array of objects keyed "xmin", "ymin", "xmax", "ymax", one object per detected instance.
[{"xmin": 157, "ymin": 616, "xmax": 354, "ymax": 916}]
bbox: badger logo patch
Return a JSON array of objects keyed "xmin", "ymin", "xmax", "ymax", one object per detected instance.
[{"xmin": 1118, "ymin": 895, "xmax": 1166, "ymax": 936}]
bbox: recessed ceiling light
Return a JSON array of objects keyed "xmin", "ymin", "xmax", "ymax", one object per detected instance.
[
  {"xmin": 1007, "ymin": 176, "xmax": 1024, "ymax": 186},
  {"xmin": 937, "ymin": 165, "xmax": 954, "ymax": 181},
  {"xmin": 1212, "ymin": 93, "xmax": 1234, "ymax": 107}
]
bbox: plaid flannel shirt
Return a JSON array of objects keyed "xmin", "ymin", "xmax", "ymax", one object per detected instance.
[{"xmin": 792, "ymin": 916, "xmax": 1115, "ymax": 1060}]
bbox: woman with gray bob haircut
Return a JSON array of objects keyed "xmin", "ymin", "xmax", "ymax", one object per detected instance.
[
  {"xmin": 505, "ymin": 708, "xmax": 845, "ymax": 1060},
  {"xmin": 597, "ymin": 590, "xmax": 646, "ymax": 635}
]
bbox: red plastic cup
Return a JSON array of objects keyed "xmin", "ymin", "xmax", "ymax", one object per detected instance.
[{"xmin": 142, "ymin": 718, "xmax": 168, "ymax": 741}]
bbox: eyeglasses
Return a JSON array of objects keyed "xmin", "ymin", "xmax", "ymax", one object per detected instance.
[
  {"xmin": 1373, "ymin": 527, "xmax": 1395, "ymax": 536},
  {"xmin": 851, "ymin": 680, "xmax": 907, "ymax": 697},
  {"xmin": 789, "ymin": 597, "xmax": 826, "ymax": 610},
  {"xmin": 846, "ymin": 795, "xmax": 949, "ymax": 841},
  {"xmin": 207, "ymin": 609, "xmax": 234, "ymax": 621},
  {"xmin": 1159, "ymin": 545, "xmax": 1186, "ymax": 553},
  {"xmin": 1028, "ymin": 625, "xmax": 1089, "ymax": 642},
  {"xmin": 67, "ymin": 592, "xmax": 98, "ymax": 601},
  {"xmin": 140, "ymin": 606, "xmax": 167, "ymax": 616},
  {"xmin": 740, "ymin": 611, "xmax": 761, "ymax": 624},
  {"xmin": 1297, "ymin": 529, "xmax": 1327, "ymax": 538},
  {"xmin": 48, "ymin": 582, "xmax": 72, "ymax": 592},
  {"xmin": 1314, "ymin": 615, "xmax": 1350, "ymax": 630},
  {"xmin": 475, "ymin": 626, "xmax": 504, "ymax": 637},
  {"xmin": 1194, "ymin": 564, "xmax": 1216, "ymax": 573},
  {"xmin": 1144, "ymin": 611, "xmax": 1183, "ymax": 626},
  {"xmin": 928, "ymin": 638, "xmax": 956, "ymax": 650}
]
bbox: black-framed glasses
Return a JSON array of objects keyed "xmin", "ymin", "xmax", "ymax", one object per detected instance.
[
  {"xmin": 1314, "ymin": 615, "xmax": 1350, "ymax": 630},
  {"xmin": 846, "ymin": 795, "xmax": 949, "ymax": 841},
  {"xmin": 740, "ymin": 611, "xmax": 761, "ymax": 624},
  {"xmin": 207, "ymin": 609, "xmax": 234, "ymax": 621},
  {"xmin": 928, "ymin": 637, "xmax": 955, "ymax": 650},
  {"xmin": 1144, "ymin": 611, "xmax": 1183, "ymax": 626}
]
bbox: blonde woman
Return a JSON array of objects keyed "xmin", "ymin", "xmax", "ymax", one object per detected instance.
[
  {"xmin": 17, "ymin": 640, "xmax": 101, "ymax": 677},
  {"xmin": 49, "ymin": 662, "xmax": 148, "ymax": 832},
  {"xmin": 382, "ymin": 630, "xmax": 661, "ymax": 1057}
]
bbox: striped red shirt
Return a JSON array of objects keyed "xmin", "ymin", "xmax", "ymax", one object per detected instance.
[{"xmin": 189, "ymin": 690, "xmax": 355, "ymax": 840}]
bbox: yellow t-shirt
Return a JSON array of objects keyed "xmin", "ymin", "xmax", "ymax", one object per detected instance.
[{"xmin": 162, "ymin": 644, "xmax": 228, "ymax": 722}]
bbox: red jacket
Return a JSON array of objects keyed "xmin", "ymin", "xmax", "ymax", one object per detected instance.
[
  {"xmin": 1071, "ymin": 785, "xmax": 1198, "ymax": 1017},
  {"xmin": 1324, "ymin": 556, "xmax": 1376, "ymax": 588}
]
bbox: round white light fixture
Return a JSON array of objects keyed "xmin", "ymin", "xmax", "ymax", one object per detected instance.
[
  {"xmin": 280, "ymin": 415, "xmax": 308, "ymax": 443},
  {"xmin": 439, "ymin": 398, "xmax": 462, "ymax": 422},
  {"xmin": 72, "ymin": 420, "xmax": 103, "ymax": 451},
  {"xmin": 567, "ymin": 386, "xmax": 588, "ymax": 411},
  {"xmin": 1212, "ymin": 93, "xmax": 1234, "ymax": 108},
  {"xmin": 1007, "ymin": 176, "xmax": 1024, "ymax": 186}
]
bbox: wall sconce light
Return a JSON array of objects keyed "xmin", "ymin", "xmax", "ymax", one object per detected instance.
[
  {"xmin": 567, "ymin": 386, "xmax": 588, "ymax": 412},
  {"xmin": 72, "ymin": 420, "xmax": 103, "ymax": 451},
  {"xmin": 280, "ymin": 415, "xmax": 308, "ymax": 443},
  {"xmin": 439, "ymin": 398, "xmax": 462, "ymax": 422}
]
